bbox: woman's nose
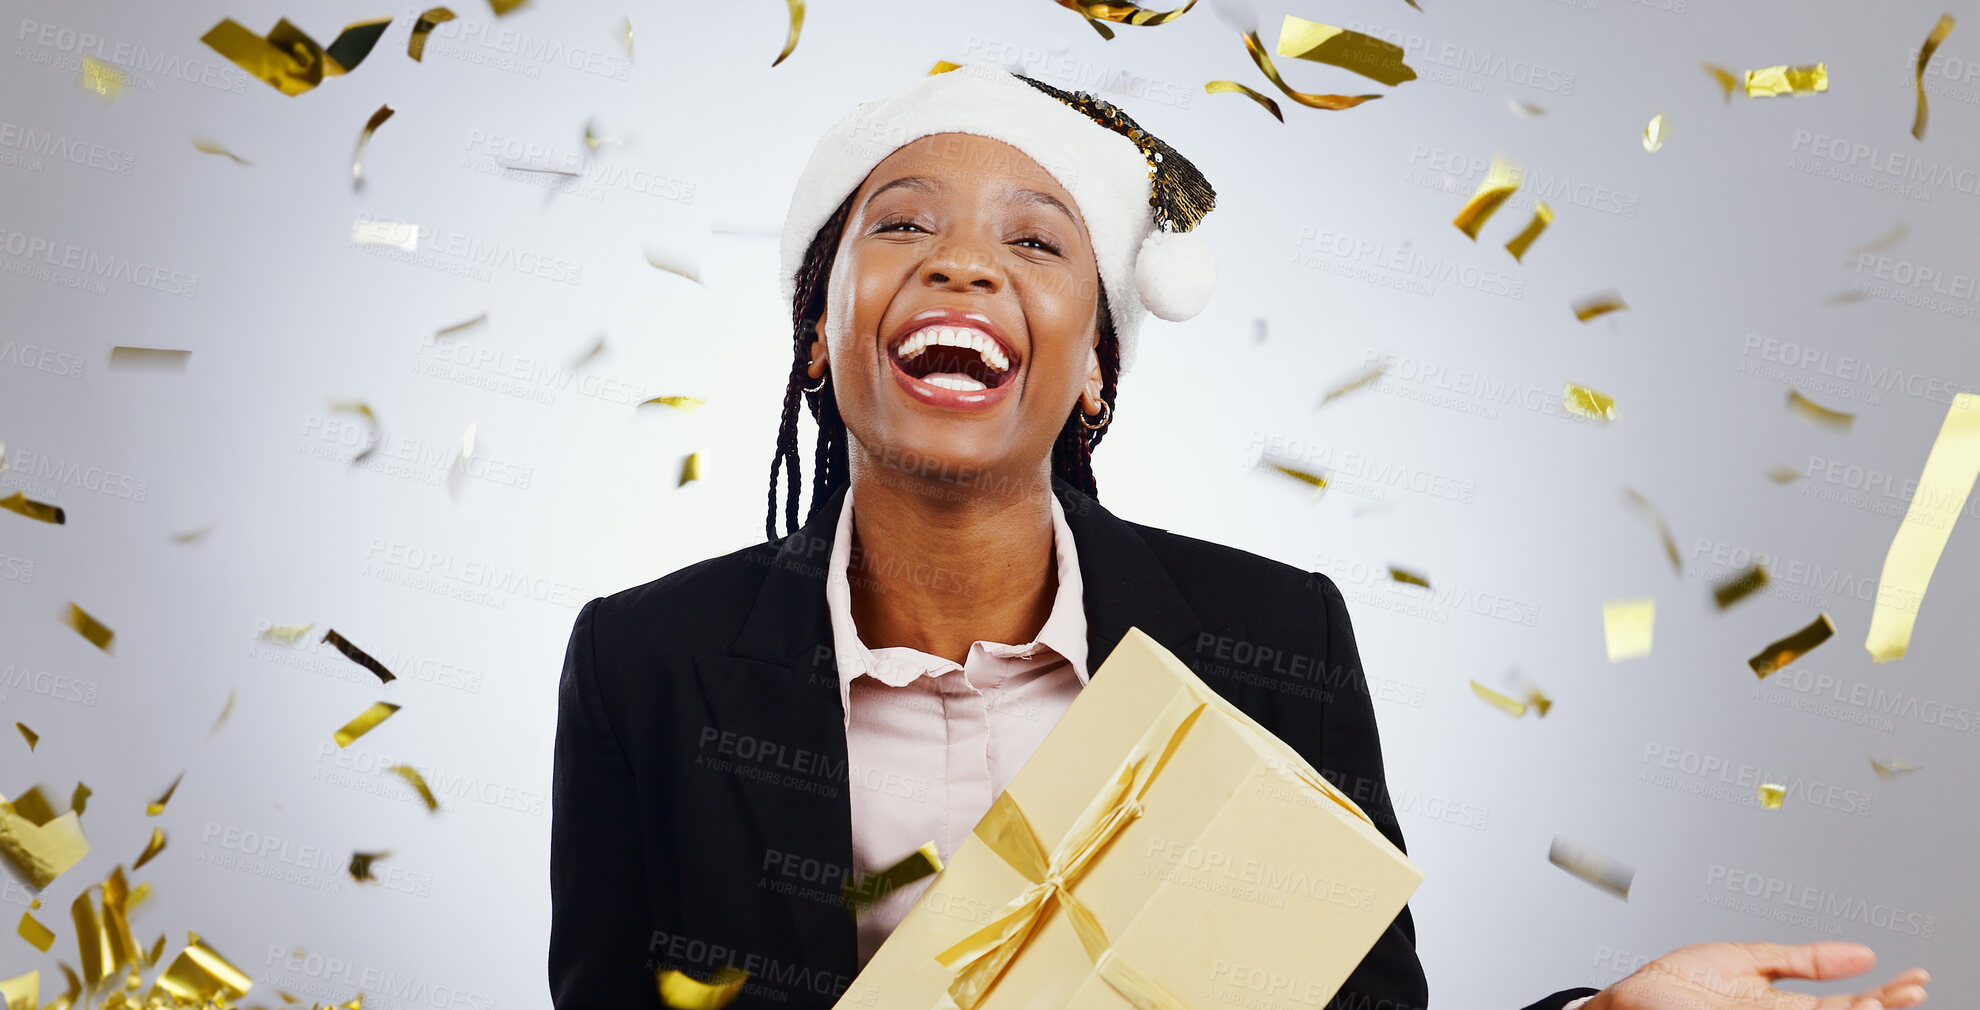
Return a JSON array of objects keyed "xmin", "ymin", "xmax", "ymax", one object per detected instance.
[{"xmin": 920, "ymin": 238, "xmax": 1003, "ymax": 293}]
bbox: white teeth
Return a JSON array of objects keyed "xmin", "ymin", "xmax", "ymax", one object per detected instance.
[
  {"xmin": 893, "ymin": 325, "xmax": 1010, "ymax": 373},
  {"xmin": 925, "ymin": 374, "xmax": 987, "ymax": 391}
]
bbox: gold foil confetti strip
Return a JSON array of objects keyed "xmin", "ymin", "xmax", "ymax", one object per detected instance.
[
  {"xmin": 208, "ymin": 689, "xmax": 237, "ymax": 738},
  {"xmin": 71, "ymin": 783, "xmax": 91, "ymax": 816},
  {"xmin": 1204, "ymin": 80, "xmax": 1284, "ymax": 122},
  {"xmin": 1510, "ymin": 670, "xmax": 1554, "ymax": 718},
  {"xmin": 387, "ymin": 765, "xmax": 439, "ymax": 811},
  {"xmin": 1871, "ymin": 757, "xmax": 1921, "ymax": 779},
  {"xmin": 1059, "ymin": 1, "xmax": 1198, "ymax": 27},
  {"xmin": 109, "ymin": 346, "xmax": 192, "ymax": 372},
  {"xmin": 489, "ymin": 0, "xmax": 527, "ymax": 15},
  {"xmin": 102, "ymin": 868, "xmax": 140, "ymax": 970},
  {"xmin": 1388, "ymin": 566, "xmax": 1430, "ymax": 589},
  {"xmin": 1745, "ymin": 63, "xmax": 1828, "ymax": 98},
  {"xmin": 1757, "ymin": 783, "xmax": 1786, "ymax": 810},
  {"xmin": 1713, "ymin": 565, "xmax": 1769, "ymax": 609},
  {"xmin": 1548, "ymin": 835, "xmax": 1632, "ymax": 900},
  {"xmin": 201, "ymin": 17, "xmax": 391, "ymax": 96},
  {"xmin": 1320, "ymin": 366, "xmax": 1383, "ymax": 405},
  {"xmin": 1704, "ymin": 63, "xmax": 1738, "ymax": 102},
  {"xmin": 150, "ymin": 934, "xmax": 252, "ymax": 1005},
  {"xmin": 643, "ymin": 245, "xmax": 702, "ymax": 284},
  {"xmin": 18, "ymin": 911, "xmax": 55, "ymax": 952},
  {"xmin": 170, "ymin": 523, "xmax": 213, "ymax": 542},
  {"xmin": 1748, "ymin": 613, "xmax": 1835, "ymax": 677},
  {"xmin": 657, "ymin": 967, "xmax": 748, "ymax": 1010},
  {"xmin": 1470, "ymin": 681, "xmax": 1527, "ymax": 718},
  {"xmin": 1572, "ymin": 292, "xmax": 1627, "ymax": 321},
  {"xmin": 10, "ymin": 790, "xmax": 57, "ymax": 827},
  {"xmin": 15, "ymin": 724, "xmax": 35, "ymax": 751},
  {"xmin": 80, "ymin": 55, "xmax": 123, "ymax": 100},
  {"xmin": 1, "ymin": 492, "xmax": 65, "ymax": 524},
  {"xmin": 1274, "ymin": 16, "xmax": 1415, "ymax": 86},
  {"xmin": 1623, "ymin": 488, "xmax": 1681, "ymax": 573},
  {"xmin": 1242, "ymin": 31, "xmax": 1380, "ymax": 110},
  {"xmin": 641, "ymin": 396, "xmax": 707, "ymax": 411},
  {"xmin": 435, "ymin": 312, "xmax": 486, "ymax": 336},
  {"xmin": 352, "ymin": 103, "xmax": 395, "ymax": 186},
  {"xmin": 408, "ymin": 8, "xmax": 455, "ymax": 60},
  {"xmin": 327, "ymin": 399, "xmax": 381, "ymax": 463},
  {"xmin": 348, "ymin": 850, "xmax": 389, "ymax": 882},
  {"xmin": 619, "ymin": 17, "xmax": 633, "ymax": 56},
  {"xmin": 1826, "ymin": 289, "xmax": 1869, "ymax": 305},
  {"xmin": 1452, "ymin": 154, "xmax": 1521, "ymax": 239},
  {"xmin": 69, "ymin": 889, "xmax": 110, "ymax": 986},
  {"xmin": 772, "ymin": 0, "xmax": 804, "ymax": 66},
  {"xmin": 54, "ymin": 963, "xmax": 81, "ymax": 1010},
  {"xmin": 678, "ymin": 452, "xmax": 704, "ymax": 487},
  {"xmin": 1852, "ymin": 224, "xmax": 1908, "ymax": 257},
  {"xmin": 843, "ymin": 841, "xmax": 943, "ymax": 909},
  {"xmin": 351, "ymin": 218, "xmax": 417, "ymax": 250},
  {"xmin": 1602, "ymin": 597, "xmax": 1655, "ymax": 661},
  {"xmin": 1262, "ymin": 460, "xmax": 1328, "ymax": 495},
  {"xmin": 1563, "ymin": 382, "xmax": 1617, "ymax": 422},
  {"xmin": 126, "ymin": 882, "xmax": 149, "ymax": 915},
  {"xmin": 1867, "ymin": 393, "xmax": 1980, "ymax": 662},
  {"xmin": 583, "ymin": 117, "xmax": 622, "ymax": 150},
  {"xmin": 929, "ymin": 60, "xmax": 963, "ymax": 75},
  {"xmin": 132, "ymin": 829, "xmax": 166, "ymax": 871},
  {"xmin": 1766, "ymin": 465, "xmax": 1803, "ymax": 484},
  {"xmin": 333, "ymin": 702, "xmax": 401, "ymax": 747},
  {"xmin": 1507, "ymin": 97, "xmax": 1546, "ymax": 117},
  {"xmin": 1503, "ymin": 201, "xmax": 1552, "ymax": 262},
  {"xmin": 146, "ymin": 935, "xmax": 164, "ymax": 967},
  {"xmin": 570, "ymin": 334, "xmax": 605, "ymax": 370},
  {"xmin": 147, "ymin": 772, "xmax": 184, "ymax": 816},
  {"xmin": 190, "ymin": 137, "xmax": 253, "ymax": 166},
  {"xmin": 64, "ymin": 603, "xmax": 114, "ymax": 652},
  {"xmin": 1642, "ymin": 113, "xmax": 1666, "ymax": 153},
  {"xmin": 261, "ymin": 621, "xmax": 316, "ymax": 645},
  {"xmin": 0, "ymin": 971, "xmax": 35, "ymax": 1009},
  {"xmin": 323, "ymin": 629, "xmax": 397, "ymax": 684},
  {"xmin": 1785, "ymin": 389, "xmax": 1855, "ymax": 432}
]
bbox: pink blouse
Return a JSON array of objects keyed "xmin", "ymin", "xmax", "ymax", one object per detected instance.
[{"xmin": 824, "ymin": 485, "xmax": 1089, "ymax": 967}]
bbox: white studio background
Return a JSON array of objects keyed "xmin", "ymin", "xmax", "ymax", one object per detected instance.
[{"xmin": 3, "ymin": 0, "xmax": 1976, "ymax": 1006}]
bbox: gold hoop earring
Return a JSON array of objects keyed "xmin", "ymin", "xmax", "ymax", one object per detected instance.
[
  {"xmin": 802, "ymin": 369, "xmax": 828, "ymax": 394},
  {"xmin": 1079, "ymin": 399, "xmax": 1111, "ymax": 430}
]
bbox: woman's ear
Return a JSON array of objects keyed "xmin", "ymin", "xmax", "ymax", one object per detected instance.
[
  {"xmin": 1079, "ymin": 344, "xmax": 1104, "ymax": 415},
  {"xmin": 807, "ymin": 316, "xmax": 829, "ymax": 379}
]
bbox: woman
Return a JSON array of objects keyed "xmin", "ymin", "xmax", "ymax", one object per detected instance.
[{"xmin": 550, "ymin": 65, "xmax": 1931, "ymax": 1010}]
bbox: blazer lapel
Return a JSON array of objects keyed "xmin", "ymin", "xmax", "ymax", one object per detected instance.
[{"xmin": 1053, "ymin": 478, "xmax": 1205, "ymax": 672}]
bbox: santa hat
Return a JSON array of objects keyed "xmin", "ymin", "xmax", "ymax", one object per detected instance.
[{"xmin": 778, "ymin": 63, "xmax": 1218, "ymax": 374}]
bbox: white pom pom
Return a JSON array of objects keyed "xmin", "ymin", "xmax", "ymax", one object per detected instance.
[{"xmin": 1134, "ymin": 229, "xmax": 1217, "ymax": 321}]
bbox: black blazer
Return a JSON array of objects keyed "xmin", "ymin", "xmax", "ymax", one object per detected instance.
[{"xmin": 551, "ymin": 478, "xmax": 1598, "ymax": 1010}]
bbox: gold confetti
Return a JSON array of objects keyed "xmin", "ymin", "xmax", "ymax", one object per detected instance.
[
  {"xmin": 1388, "ymin": 566, "xmax": 1430, "ymax": 588},
  {"xmin": 1713, "ymin": 565, "xmax": 1769, "ymax": 609},
  {"xmin": 657, "ymin": 967, "xmax": 748, "ymax": 1010},
  {"xmin": 351, "ymin": 219, "xmax": 417, "ymax": 250},
  {"xmin": 348, "ymin": 850, "xmax": 389, "ymax": 882},
  {"xmin": 151, "ymin": 934, "xmax": 252, "ymax": 1005},
  {"xmin": 619, "ymin": 17, "xmax": 633, "ymax": 57},
  {"xmin": 71, "ymin": 783, "xmax": 91, "ymax": 817},
  {"xmin": 1826, "ymin": 289, "xmax": 1869, "ymax": 305},
  {"xmin": 132, "ymin": 829, "xmax": 166, "ymax": 871},
  {"xmin": 1242, "ymin": 31, "xmax": 1380, "ymax": 110},
  {"xmin": 1785, "ymin": 389, "xmax": 1854, "ymax": 432},
  {"xmin": 353, "ymin": 103, "xmax": 395, "ymax": 186},
  {"xmin": 260, "ymin": 622, "xmax": 316, "ymax": 645},
  {"xmin": 1642, "ymin": 113, "xmax": 1666, "ymax": 153},
  {"xmin": 1572, "ymin": 292, "xmax": 1627, "ymax": 321},
  {"xmin": 387, "ymin": 765, "xmax": 439, "ymax": 812},
  {"xmin": 569, "ymin": 335, "xmax": 606, "ymax": 370},
  {"xmin": 1622, "ymin": 488, "xmax": 1681, "ymax": 573},
  {"xmin": 643, "ymin": 245, "xmax": 702, "ymax": 284},
  {"xmin": 109, "ymin": 347, "xmax": 192, "ymax": 372},
  {"xmin": 333, "ymin": 702, "xmax": 401, "ymax": 748},
  {"xmin": 1262, "ymin": 459, "xmax": 1328, "ymax": 495},
  {"xmin": 1470, "ymin": 681, "xmax": 1527, "ymax": 718},
  {"xmin": 0, "ymin": 792, "xmax": 90, "ymax": 889},
  {"xmin": 1748, "ymin": 613, "xmax": 1835, "ymax": 677},
  {"xmin": 1503, "ymin": 201, "xmax": 1552, "ymax": 262},
  {"xmin": 408, "ymin": 8, "xmax": 455, "ymax": 61},
  {"xmin": 1548, "ymin": 834, "xmax": 1633, "ymax": 900},
  {"xmin": 15, "ymin": 724, "xmax": 35, "ymax": 751},
  {"xmin": 843, "ymin": 841, "xmax": 943, "ymax": 909},
  {"xmin": 190, "ymin": 137, "xmax": 252, "ymax": 166},
  {"xmin": 1204, "ymin": 80, "xmax": 1284, "ymax": 122},
  {"xmin": 1745, "ymin": 63, "xmax": 1828, "ymax": 98},
  {"xmin": 583, "ymin": 117, "xmax": 622, "ymax": 150},
  {"xmin": 1, "ymin": 492, "xmax": 65, "ymax": 524},
  {"xmin": 1563, "ymin": 382, "xmax": 1617, "ymax": 422},
  {"xmin": 436, "ymin": 312, "xmax": 486, "ymax": 336},
  {"xmin": 1058, "ymin": 1, "xmax": 1197, "ymax": 27},
  {"xmin": 323, "ymin": 629, "xmax": 397, "ymax": 684},
  {"xmin": 80, "ymin": 55, "xmax": 123, "ymax": 100},
  {"xmin": 1516, "ymin": 671, "xmax": 1554, "ymax": 718},
  {"xmin": 1704, "ymin": 63, "xmax": 1739, "ymax": 102},
  {"xmin": 772, "ymin": 0, "xmax": 803, "ymax": 67},
  {"xmin": 18, "ymin": 911, "xmax": 55, "ymax": 952},
  {"xmin": 1866, "ymin": 394, "xmax": 1980, "ymax": 662},
  {"xmin": 1274, "ymin": 16, "xmax": 1415, "ymax": 86},
  {"xmin": 57, "ymin": 963, "xmax": 82, "ymax": 1008},
  {"xmin": 0, "ymin": 970, "xmax": 37, "ymax": 1010},
  {"xmin": 929, "ymin": 60, "xmax": 963, "ymax": 75},
  {"xmin": 1320, "ymin": 366, "xmax": 1383, "ymax": 405},
  {"xmin": 200, "ymin": 17, "xmax": 391, "ymax": 96},
  {"xmin": 64, "ymin": 603, "xmax": 114, "ymax": 652},
  {"xmin": 1507, "ymin": 97, "xmax": 1546, "ymax": 117},
  {"xmin": 489, "ymin": 0, "xmax": 527, "ymax": 15},
  {"xmin": 147, "ymin": 772, "xmax": 184, "ymax": 816},
  {"xmin": 208, "ymin": 689, "xmax": 237, "ymax": 738},
  {"xmin": 1757, "ymin": 783, "xmax": 1786, "ymax": 810},
  {"xmin": 641, "ymin": 396, "xmax": 706, "ymax": 411},
  {"xmin": 678, "ymin": 452, "xmax": 703, "ymax": 487},
  {"xmin": 1766, "ymin": 465, "xmax": 1803, "ymax": 484},
  {"xmin": 328, "ymin": 399, "xmax": 381, "ymax": 463},
  {"xmin": 1603, "ymin": 597, "xmax": 1654, "ymax": 661},
  {"xmin": 1871, "ymin": 757, "xmax": 1921, "ymax": 780},
  {"xmin": 1452, "ymin": 154, "xmax": 1521, "ymax": 239},
  {"xmin": 1851, "ymin": 224, "xmax": 1908, "ymax": 257}
]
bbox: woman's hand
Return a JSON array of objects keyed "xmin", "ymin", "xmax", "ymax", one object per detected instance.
[{"xmin": 1583, "ymin": 942, "xmax": 1929, "ymax": 1010}]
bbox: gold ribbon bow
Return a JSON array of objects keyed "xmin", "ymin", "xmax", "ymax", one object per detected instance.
[{"xmin": 933, "ymin": 696, "xmax": 1210, "ymax": 1010}]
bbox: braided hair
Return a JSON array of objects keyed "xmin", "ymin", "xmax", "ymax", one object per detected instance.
[{"xmin": 764, "ymin": 190, "xmax": 1122, "ymax": 541}]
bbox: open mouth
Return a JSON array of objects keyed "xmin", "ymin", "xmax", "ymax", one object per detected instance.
[{"xmin": 889, "ymin": 325, "xmax": 1019, "ymax": 392}]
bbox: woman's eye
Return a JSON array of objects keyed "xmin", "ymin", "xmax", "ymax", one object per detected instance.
[
  {"xmin": 876, "ymin": 219, "xmax": 924, "ymax": 234},
  {"xmin": 1013, "ymin": 235, "xmax": 1062, "ymax": 255}
]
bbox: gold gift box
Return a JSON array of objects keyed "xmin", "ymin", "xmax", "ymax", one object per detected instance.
[{"xmin": 841, "ymin": 628, "xmax": 1423, "ymax": 1010}]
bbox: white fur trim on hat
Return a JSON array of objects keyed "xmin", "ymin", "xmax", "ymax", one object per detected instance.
[{"xmin": 778, "ymin": 63, "xmax": 1216, "ymax": 375}]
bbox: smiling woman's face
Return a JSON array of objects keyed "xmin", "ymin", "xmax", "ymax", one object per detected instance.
[{"xmin": 811, "ymin": 132, "xmax": 1104, "ymax": 490}]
